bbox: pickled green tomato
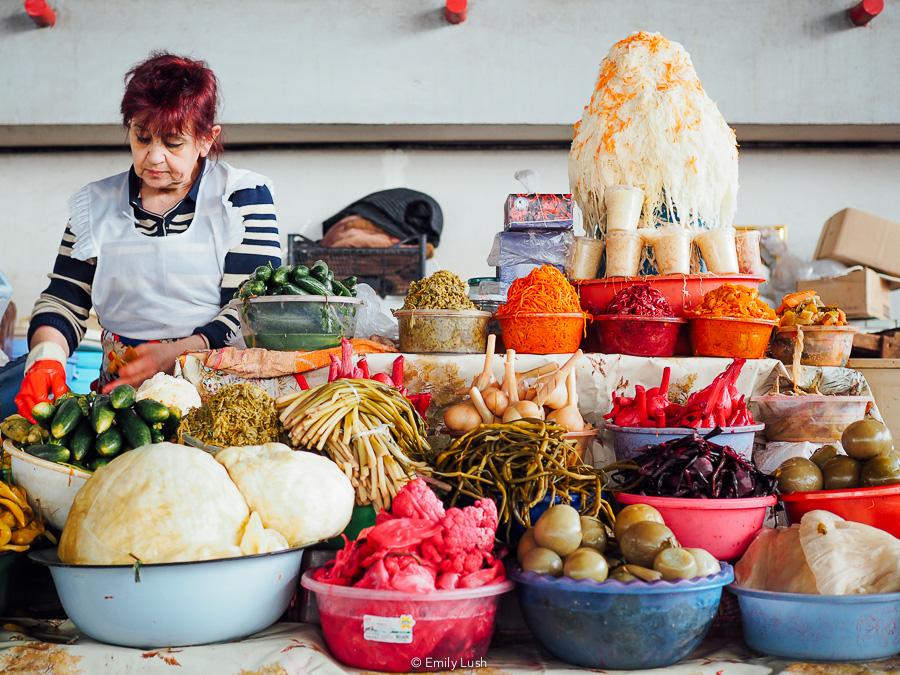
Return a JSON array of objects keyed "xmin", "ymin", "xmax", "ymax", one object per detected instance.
[
  {"xmin": 822, "ymin": 456, "xmax": 861, "ymax": 490},
  {"xmin": 776, "ymin": 457, "xmax": 823, "ymax": 494},
  {"xmin": 579, "ymin": 516, "xmax": 608, "ymax": 553},
  {"xmin": 521, "ymin": 547, "xmax": 563, "ymax": 576},
  {"xmin": 517, "ymin": 529, "xmax": 538, "ymax": 563},
  {"xmin": 613, "ymin": 504, "xmax": 665, "ymax": 541},
  {"xmin": 619, "ymin": 521, "xmax": 678, "ymax": 568},
  {"xmin": 563, "ymin": 548, "xmax": 609, "ymax": 582},
  {"xmin": 653, "ymin": 548, "xmax": 698, "ymax": 580},
  {"xmin": 842, "ymin": 420, "xmax": 894, "ymax": 461},
  {"xmin": 534, "ymin": 505, "xmax": 583, "ymax": 557}
]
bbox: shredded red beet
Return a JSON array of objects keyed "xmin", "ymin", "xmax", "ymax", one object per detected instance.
[{"xmin": 605, "ymin": 283, "xmax": 674, "ymax": 317}]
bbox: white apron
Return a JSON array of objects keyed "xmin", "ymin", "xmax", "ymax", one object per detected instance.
[{"xmin": 67, "ymin": 161, "xmax": 272, "ymax": 341}]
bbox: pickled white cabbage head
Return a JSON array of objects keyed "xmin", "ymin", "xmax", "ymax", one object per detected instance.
[
  {"xmin": 136, "ymin": 373, "xmax": 202, "ymax": 416},
  {"xmin": 216, "ymin": 443, "xmax": 354, "ymax": 547},
  {"xmin": 60, "ymin": 443, "xmax": 252, "ymax": 564}
]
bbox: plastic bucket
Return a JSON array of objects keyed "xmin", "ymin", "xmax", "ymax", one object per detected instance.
[
  {"xmin": 689, "ymin": 316, "xmax": 776, "ymax": 359},
  {"xmin": 729, "ymin": 585, "xmax": 900, "ymax": 661},
  {"xmin": 780, "ymin": 484, "xmax": 900, "ymax": 538},
  {"xmin": 302, "ymin": 572, "xmax": 512, "ymax": 672},
  {"xmin": 511, "ymin": 565, "xmax": 733, "ymax": 670},
  {"xmin": 769, "ymin": 325, "xmax": 858, "ymax": 367},
  {"xmin": 615, "ymin": 493, "xmax": 777, "ymax": 561},
  {"xmin": 575, "ymin": 274, "xmax": 765, "ymax": 317},
  {"xmin": 606, "ymin": 424, "xmax": 764, "ymax": 462},
  {"xmin": 496, "ymin": 312, "xmax": 585, "ymax": 355},
  {"xmin": 586, "ymin": 315, "xmax": 685, "ymax": 357}
]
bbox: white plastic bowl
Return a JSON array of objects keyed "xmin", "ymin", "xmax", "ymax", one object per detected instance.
[{"xmin": 4, "ymin": 440, "xmax": 89, "ymax": 530}]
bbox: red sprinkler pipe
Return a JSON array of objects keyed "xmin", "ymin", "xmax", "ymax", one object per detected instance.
[
  {"xmin": 848, "ymin": 0, "xmax": 883, "ymax": 26},
  {"xmin": 445, "ymin": 0, "xmax": 467, "ymax": 24},
  {"xmin": 24, "ymin": 0, "xmax": 56, "ymax": 27}
]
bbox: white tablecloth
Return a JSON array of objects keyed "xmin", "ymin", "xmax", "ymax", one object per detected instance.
[{"xmin": 2, "ymin": 620, "xmax": 897, "ymax": 674}]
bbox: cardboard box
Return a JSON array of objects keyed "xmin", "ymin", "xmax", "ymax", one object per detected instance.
[
  {"xmin": 815, "ymin": 208, "xmax": 900, "ymax": 277},
  {"xmin": 503, "ymin": 194, "xmax": 573, "ymax": 230},
  {"xmin": 797, "ymin": 267, "xmax": 900, "ymax": 320}
]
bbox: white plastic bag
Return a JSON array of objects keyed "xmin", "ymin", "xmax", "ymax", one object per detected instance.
[{"xmin": 353, "ymin": 283, "xmax": 399, "ymax": 341}]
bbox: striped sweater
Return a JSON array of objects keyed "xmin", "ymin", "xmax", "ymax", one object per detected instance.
[{"xmin": 29, "ymin": 163, "xmax": 282, "ymax": 351}]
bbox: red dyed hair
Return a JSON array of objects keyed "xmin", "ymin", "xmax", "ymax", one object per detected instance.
[{"xmin": 121, "ymin": 52, "xmax": 222, "ymax": 154}]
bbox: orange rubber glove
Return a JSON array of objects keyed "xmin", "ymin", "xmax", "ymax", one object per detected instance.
[{"xmin": 15, "ymin": 343, "xmax": 69, "ymax": 423}]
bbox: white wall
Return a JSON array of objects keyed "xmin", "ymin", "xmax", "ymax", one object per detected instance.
[
  {"xmin": 3, "ymin": 145, "xmax": 899, "ymax": 317},
  {"xmin": 2, "ymin": 0, "xmax": 900, "ymax": 145}
]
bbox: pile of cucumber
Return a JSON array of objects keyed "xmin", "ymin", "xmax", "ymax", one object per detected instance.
[
  {"xmin": 17, "ymin": 385, "xmax": 179, "ymax": 472},
  {"xmin": 235, "ymin": 260, "xmax": 357, "ymax": 299}
]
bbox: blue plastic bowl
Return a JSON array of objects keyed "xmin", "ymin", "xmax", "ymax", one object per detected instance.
[
  {"xmin": 730, "ymin": 585, "xmax": 900, "ymax": 661},
  {"xmin": 511, "ymin": 564, "xmax": 734, "ymax": 669},
  {"xmin": 607, "ymin": 424, "xmax": 764, "ymax": 461}
]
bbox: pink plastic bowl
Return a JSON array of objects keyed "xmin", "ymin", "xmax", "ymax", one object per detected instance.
[{"xmin": 615, "ymin": 493, "xmax": 777, "ymax": 562}]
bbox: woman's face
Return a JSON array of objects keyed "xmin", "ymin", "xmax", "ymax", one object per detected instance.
[{"xmin": 128, "ymin": 121, "xmax": 220, "ymax": 191}]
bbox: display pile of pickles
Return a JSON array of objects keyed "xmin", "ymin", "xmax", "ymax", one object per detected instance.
[
  {"xmin": 775, "ymin": 419, "xmax": 900, "ymax": 493},
  {"xmin": 0, "ymin": 385, "xmax": 180, "ymax": 472},
  {"xmin": 516, "ymin": 504, "xmax": 721, "ymax": 584},
  {"xmin": 234, "ymin": 260, "xmax": 357, "ymax": 299}
]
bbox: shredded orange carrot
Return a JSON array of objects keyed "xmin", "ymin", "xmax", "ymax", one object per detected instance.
[
  {"xmin": 686, "ymin": 284, "xmax": 776, "ymax": 320},
  {"xmin": 497, "ymin": 265, "xmax": 583, "ymax": 318}
]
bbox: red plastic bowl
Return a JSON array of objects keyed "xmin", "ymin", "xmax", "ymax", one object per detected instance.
[
  {"xmin": 615, "ymin": 493, "xmax": 777, "ymax": 562},
  {"xmin": 586, "ymin": 315, "xmax": 686, "ymax": 356},
  {"xmin": 780, "ymin": 484, "xmax": 900, "ymax": 537},
  {"xmin": 575, "ymin": 274, "xmax": 765, "ymax": 317}
]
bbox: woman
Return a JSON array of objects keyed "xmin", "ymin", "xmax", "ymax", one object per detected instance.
[{"xmin": 16, "ymin": 53, "xmax": 281, "ymax": 420}]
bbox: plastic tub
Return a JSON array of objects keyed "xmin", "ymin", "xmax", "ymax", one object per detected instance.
[
  {"xmin": 615, "ymin": 493, "xmax": 777, "ymax": 561},
  {"xmin": 780, "ymin": 484, "xmax": 900, "ymax": 538},
  {"xmin": 575, "ymin": 274, "xmax": 765, "ymax": 317},
  {"xmin": 240, "ymin": 296, "xmax": 361, "ymax": 351},
  {"xmin": 496, "ymin": 312, "xmax": 585, "ymax": 354},
  {"xmin": 649, "ymin": 227, "xmax": 692, "ymax": 275},
  {"xmin": 302, "ymin": 572, "xmax": 512, "ymax": 672},
  {"xmin": 689, "ymin": 316, "xmax": 777, "ymax": 359},
  {"xmin": 606, "ymin": 424, "xmax": 764, "ymax": 462},
  {"xmin": 605, "ymin": 185, "xmax": 644, "ymax": 232},
  {"xmin": 511, "ymin": 565, "xmax": 733, "ymax": 670},
  {"xmin": 729, "ymin": 585, "xmax": 900, "ymax": 661},
  {"xmin": 32, "ymin": 546, "xmax": 306, "ymax": 648},
  {"xmin": 395, "ymin": 309, "xmax": 490, "ymax": 354},
  {"xmin": 695, "ymin": 227, "xmax": 739, "ymax": 274},
  {"xmin": 769, "ymin": 325, "xmax": 858, "ymax": 367},
  {"xmin": 752, "ymin": 394, "xmax": 871, "ymax": 442},
  {"xmin": 587, "ymin": 315, "xmax": 685, "ymax": 357},
  {"xmin": 605, "ymin": 230, "xmax": 644, "ymax": 277},
  {"xmin": 4, "ymin": 440, "xmax": 90, "ymax": 531},
  {"xmin": 735, "ymin": 230, "xmax": 764, "ymax": 276},
  {"xmin": 568, "ymin": 236, "xmax": 604, "ymax": 280}
]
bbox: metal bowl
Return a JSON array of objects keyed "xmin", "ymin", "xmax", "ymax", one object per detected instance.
[{"xmin": 30, "ymin": 546, "xmax": 306, "ymax": 648}]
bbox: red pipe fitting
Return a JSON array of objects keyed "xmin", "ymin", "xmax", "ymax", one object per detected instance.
[
  {"xmin": 848, "ymin": 0, "xmax": 883, "ymax": 26},
  {"xmin": 445, "ymin": 0, "xmax": 467, "ymax": 24},
  {"xmin": 24, "ymin": 0, "xmax": 56, "ymax": 27}
]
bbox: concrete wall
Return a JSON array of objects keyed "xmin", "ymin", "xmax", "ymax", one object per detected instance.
[
  {"xmin": 2, "ymin": 0, "xmax": 900, "ymax": 145},
  {"xmin": 3, "ymin": 145, "xmax": 900, "ymax": 316}
]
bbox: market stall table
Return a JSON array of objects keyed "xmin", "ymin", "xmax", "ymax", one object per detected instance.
[{"xmin": 1, "ymin": 620, "xmax": 897, "ymax": 674}]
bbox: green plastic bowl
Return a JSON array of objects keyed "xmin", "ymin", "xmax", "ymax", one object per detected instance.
[{"xmin": 240, "ymin": 296, "xmax": 361, "ymax": 351}]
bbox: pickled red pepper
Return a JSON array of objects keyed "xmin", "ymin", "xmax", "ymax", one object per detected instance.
[
  {"xmin": 327, "ymin": 338, "xmax": 431, "ymax": 416},
  {"xmin": 604, "ymin": 283, "xmax": 674, "ymax": 317},
  {"xmin": 605, "ymin": 359, "xmax": 755, "ymax": 428}
]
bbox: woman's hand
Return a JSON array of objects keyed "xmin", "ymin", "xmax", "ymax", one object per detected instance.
[{"xmin": 102, "ymin": 335, "xmax": 206, "ymax": 392}]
